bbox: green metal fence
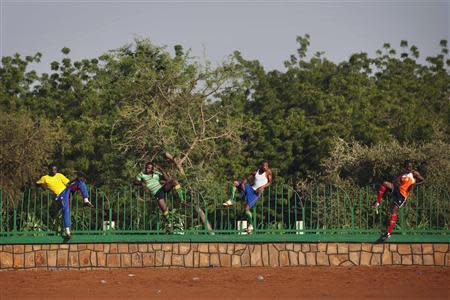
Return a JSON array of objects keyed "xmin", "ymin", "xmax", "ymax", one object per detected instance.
[{"xmin": 0, "ymin": 185, "xmax": 449, "ymax": 237}]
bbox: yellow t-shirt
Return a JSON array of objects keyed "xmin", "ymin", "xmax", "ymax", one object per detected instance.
[{"xmin": 36, "ymin": 173, "xmax": 70, "ymax": 195}]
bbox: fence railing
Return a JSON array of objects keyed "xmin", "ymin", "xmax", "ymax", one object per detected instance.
[{"xmin": 0, "ymin": 185, "xmax": 449, "ymax": 236}]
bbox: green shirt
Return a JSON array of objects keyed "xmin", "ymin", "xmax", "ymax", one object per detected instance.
[{"xmin": 136, "ymin": 171, "xmax": 163, "ymax": 195}]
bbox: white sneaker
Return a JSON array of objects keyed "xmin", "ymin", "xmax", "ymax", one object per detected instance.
[
  {"xmin": 222, "ymin": 200, "xmax": 234, "ymax": 207},
  {"xmin": 246, "ymin": 224, "xmax": 254, "ymax": 234}
]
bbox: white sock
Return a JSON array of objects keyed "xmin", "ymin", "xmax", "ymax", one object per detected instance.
[
  {"xmin": 83, "ymin": 198, "xmax": 90, "ymax": 203},
  {"xmin": 65, "ymin": 227, "xmax": 71, "ymax": 235}
]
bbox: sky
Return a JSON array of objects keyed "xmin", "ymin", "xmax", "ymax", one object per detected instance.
[{"xmin": 1, "ymin": 0, "xmax": 449, "ymax": 74}]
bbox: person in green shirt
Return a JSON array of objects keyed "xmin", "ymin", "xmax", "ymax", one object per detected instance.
[{"xmin": 134, "ymin": 161, "xmax": 185, "ymax": 220}]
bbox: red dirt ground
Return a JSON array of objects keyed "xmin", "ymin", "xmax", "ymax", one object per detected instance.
[{"xmin": 0, "ymin": 267, "xmax": 448, "ymax": 300}]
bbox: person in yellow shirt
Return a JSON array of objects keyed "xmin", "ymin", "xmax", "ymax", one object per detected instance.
[{"xmin": 37, "ymin": 164, "xmax": 93, "ymax": 238}]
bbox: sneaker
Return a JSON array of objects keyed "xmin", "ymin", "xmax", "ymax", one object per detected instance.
[
  {"xmin": 246, "ymin": 224, "xmax": 254, "ymax": 234},
  {"xmin": 222, "ymin": 200, "xmax": 234, "ymax": 207},
  {"xmin": 83, "ymin": 199, "xmax": 94, "ymax": 208},
  {"xmin": 379, "ymin": 232, "xmax": 391, "ymax": 243},
  {"xmin": 372, "ymin": 202, "xmax": 380, "ymax": 214},
  {"xmin": 64, "ymin": 228, "xmax": 72, "ymax": 239}
]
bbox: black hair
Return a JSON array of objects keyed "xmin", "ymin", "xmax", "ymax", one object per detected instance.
[
  {"xmin": 404, "ymin": 160, "xmax": 412, "ymax": 166},
  {"xmin": 145, "ymin": 161, "xmax": 153, "ymax": 167},
  {"xmin": 48, "ymin": 163, "xmax": 57, "ymax": 170}
]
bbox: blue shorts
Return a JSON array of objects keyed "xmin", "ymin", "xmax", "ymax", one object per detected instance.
[{"xmin": 237, "ymin": 183, "xmax": 260, "ymax": 209}]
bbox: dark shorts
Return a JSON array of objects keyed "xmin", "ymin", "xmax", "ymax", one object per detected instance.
[
  {"xmin": 392, "ymin": 187, "xmax": 407, "ymax": 208},
  {"xmin": 154, "ymin": 187, "xmax": 165, "ymax": 200},
  {"xmin": 237, "ymin": 182, "xmax": 260, "ymax": 209}
]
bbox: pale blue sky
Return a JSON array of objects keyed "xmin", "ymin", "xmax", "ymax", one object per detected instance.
[{"xmin": 1, "ymin": 0, "xmax": 449, "ymax": 74}]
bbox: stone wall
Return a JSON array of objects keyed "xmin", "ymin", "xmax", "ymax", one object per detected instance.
[{"xmin": 0, "ymin": 243, "xmax": 448, "ymax": 270}]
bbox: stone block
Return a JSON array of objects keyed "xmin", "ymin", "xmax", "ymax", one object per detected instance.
[
  {"xmin": 402, "ymin": 255, "xmax": 412, "ymax": 265},
  {"xmin": 152, "ymin": 244, "xmax": 162, "ymax": 251},
  {"xmin": 132, "ymin": 253, "xmax": 143, "ymax": 267},
  {"xmin": 13, "ymin": 253, "xmax": 24, "ymax": 268},
  {"xmin": 41, "ymin": 245, "xmax": 50, "ymax": 250},
  {"xmin": 286, "ymin": 243, "xmax": 294, "ymax": 251},
  {"xmin": 25, "ymin": 245, "xmax": 33, "ymax": 252},
  {"xmin": 109, "ymin": 244, "xmax": 118, "ymax": 253},
  {"xmin": 392, "ymin": 253, "xmax": 401, "ymax": 265},
  {"xmin": 59, "ymin": 244, "xmax": 69, "ymax": 250},
  {"xmin": 1, "ymin": 252, "xmax": 13, "ymax": 268},
  {"xmin": 198, "ymin": 244, "xmax": 209, "ymax": 253},
  {"xmin": 13, "ymin": 245, "xmax": 25, "ymax": 254},
  {"xmin": 155, "ymin": 251, "xmax": 164, "ymax": 267},
  {"xmin": 306, "ymin": 252, "xmax": 316, "ymax": 265},
  {"xmin": 69, "ymin": 244, "xmax": 78, "ymax": 251},
  {"xmin": 327, "ymin": 243, "xmax": 338, "ymax": 254},
  {"xmin": 232, "ymin": 255, "xmax": 241, "ymax": 267},
  {"xmin": 371, "ymin": 254, "xmax": 381, "ymax": 266},
  {"xmin": 179, "ymin": 243, "xmax": 191, "ymax": 255},
  {"xmin": 397, "ymin": 244, "xmax": 411, "ymax": 255},
  {"xmin": 274, "ymin": 243, "xmax": 286, "ymax": 251},
  {"xmin": 50, "ymin": 244, "xmax": 59, "ymax": 250},
  {"xmin": 107, "ymin": 254, "xmax": 120, "ymax": 268},
  {"xmin": 78, "ymin": 244, "xmax": 88, "ymax": 250},
  {"xmin": 349, "ymin": 252, "xmax": 360, "ymax": 265},
  {"xmin": 172, "ymin": 244, "xmax": 179, "ymax": 254},
  {"xmin": 209, "ymin": 243, "xmax": 218, "ymax": 253},
  {"xmin": 413, "ymin": 255, "xmax": 423, "ymax": 265},
  {"xmin": 423, "ymin": 254, "xmax": 434, "ymax": 265},
  {"xmin": 262, "ymin": 244, "xmax": 269, "ymax": 266},
  {"xmin": 138, "ymin": 244, "xmax": 147, "ymax": 253},
  {"xmin": 184, "ymin": 251, "xmax": 194, "ymax": 267},
  {"xmin": 121, "ymin": 254, "xmax": 131, "ymax": 267},
  {"xmin": 250, "ymin": 245, "xmax": 262, "ymax": 267},
  {"xmin": 219, "ymin": 254, "xmax": 231, "ymax": 267},
  {"xmin": 360, "ymin": 252, "xmax": 372, "ymax": 266},
  {"xmin": 318, "ymin": 243, "xmax": 327, "ymax": 252},
  {"xmin": 35, "ymin": 251, "xmax": 47, "ymax": 267},
  {"xmin": 349, "ymin": 244, "xmax": 361, "ymax": 252},
  {"xmin": 361, "ymin": 243, "xmax": 372, "ymax": 252},
  {"xmin": 422, "ymin": 244, "xmax": 433, "ymax": 254},
  {"xmin": 299, "ymin": 252, "xmax": 306, "ymax": 265},
  {"xmin": 337, "ymin": 244, "xmax": 349, "ymax": 254},
  {"xmin": 94, "ymin": 244, "xmax": 104, "ymax": 252},
  {"xmin": 226, "ymin": 244, "xmax": 234, "ymax": 254},
  {"xmin": 309, "ymin": 244, "xmax": 318, "ymax": 252},
  {"xmin": 97, "ymin": 252, "xmax": 106, "ymax": 267},
  {"xmin": 289, "ymin": 251, "xmax": 299, "ymax": 266},
  {"xmin": 317, "ymin": 252, "xmax": 329, "ymax": 266},
  {"xmin": 293, "ymin": 244, "xmax": 302, "ymax": 252},
  {"xmin": 434, "ymin": 244, "xmax": 449, "ymax": 253},
  {"xmin": 162, "ymin": 244, "xmax": 172, "ymax": 252},
  {"xmin": 340, "ymin": 261, "xmax": 354, "ymax": 267},
  {"xmin": 268, "ymin": 244, "xmax": 279, "ymax": 267},
  {"xmin": 172, "ymin": 254, "xmax": 183, "ymax": 267},
  {"xmin": 329, "ymin": 255, "xmax": 347, "ymax": 266},
  {"xmin": 241, "ymin": 248, "xmax": 250, "ymax": 266},
  {"xmin": 434, "ymin": 253, "xmax": 445, "ymax": 266},
  {"xmin": 79, "ymin": 250, "xmax": 91, "ymax": 267},
  {"xmin": 446, "ymin": 253, "xmax": 450, "ymax": 267},
  {"xmin": 91, "ymin": 251, "xmax": 97, "ymax": 266},
  {"xmin": 47, "ymin": 250, "xmax": 57, "ymax": 268},
  {"xmin": 372, "ymin": 244, "xmax": 384, "ymax": 253},
  {"xmin": 103, "ymin": 244, "xmax": 110, "ymax": 253},
  {"xmin": 411, "ymin": 244, "xmax": 422, "ymax": 254},
  {"xmin": 280, "ymin": 251, "xmax": 290, "ymax": 267},
  {"xmin": 68, "ymin": 252, "xmax": 78, "ymax": 268},
  {"xmin": 163, "ymin": 252, "xmax": 172, "ymax": 267},
  {"xmin": 389, "ymin": 244, "xmax": 397, "ymax": 252},
  {"xmin": 302, "ymin": 244, "xmax": 310, "ymax": 252},
  {"xmin": 199, "ymin": 253, "xmax": 210, "ymax": 267},
  {"xmin": 142, "ymin": 251, "xmax": 156, "ymax": 267},
  {"xmin": 25, "ymin": 252, "xmax": 35, "ymax": 268},
  {"xmin": 194, "ymin": 252, "xmax": 199, "ymax": 267},
  {"xmin": 128, "ymin": 244, "xmax": 138, "ymax": 253},
  {"xmin": 32, "ymin": 245, "xmax": 41, "ymax": 251},
  {"xmin": 382, "ymin": 250, "xmax": 392, "ymax": 265},
  {"xmin": 210, "ymin": 254, "xmax": 220, "ymax": 267},
  {"xmin": 218, "ymin": 244, "xmax": 227, "ymax": 254}
]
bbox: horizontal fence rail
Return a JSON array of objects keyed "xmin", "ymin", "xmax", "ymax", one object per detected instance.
[{"xmin": 0, "ymin": 185, "xmax": 449, "ymax": 237}]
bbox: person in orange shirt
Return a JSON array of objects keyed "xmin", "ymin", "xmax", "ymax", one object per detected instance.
[{"xmin": 373, "ymin": 160, "xmax": 424, "ymax": 242}]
